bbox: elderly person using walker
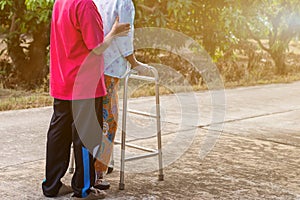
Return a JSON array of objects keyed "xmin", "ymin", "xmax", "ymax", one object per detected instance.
[{"xmin": 92, "ymin": 0, "xmax": 148, "ymax": 190}]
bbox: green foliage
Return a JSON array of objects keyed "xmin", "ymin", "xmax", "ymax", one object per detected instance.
[
  {"xmin": 0, "ymin": 0, "xmax": 12, "ymax": 32},
  {"xmin": 0, "ymin": 0, "xmax": 54, "ymax": 89},
  {"xmin": 222, "ymin": 0, "xmax": 300, "ymax": 74},
  {"xmin": 0, "ymin": 0, "xmax": 12, "ymax": 9},
  {"xmin": 134, "ymin": 0, "xmax": 231, "ymax": 58},
  {"xmin": 134, "ymin": 0, "xmax": 195, "ymax": 32},
  {"xmin": 25, "ymin": 0, "xmax": 54, "ymax": 24},
  {"xmin": 0, "ymin": 0, "xmax": 54, "ymax": 35},
  {"xmin": 0, "ymin": 0, "xmax": 54, "ymax": 47}
]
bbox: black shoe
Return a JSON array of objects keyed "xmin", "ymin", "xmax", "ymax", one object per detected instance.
[{"xmin": 94, "ymin": 179, "xmax": 110, "ymax": 190}]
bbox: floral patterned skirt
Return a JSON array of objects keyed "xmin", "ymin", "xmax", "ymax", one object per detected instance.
[{"xmin": 94, "ymin": 75, "xmax": 119, "ymax": 173}]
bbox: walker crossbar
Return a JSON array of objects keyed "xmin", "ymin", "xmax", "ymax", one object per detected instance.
[
  {"xmin": 119, "ymin": 108, "xmax": 158, "ymax": 118},
  {"xmin": 125, "ymin": 152, "xmax": 159, "ymax": 162},
  {"xmin": 114, "ymin": 141, "xmax": 157, "ymax": 153}
]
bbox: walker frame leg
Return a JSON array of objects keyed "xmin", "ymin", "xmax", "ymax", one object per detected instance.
[
  {"xmin": 69, "ymin": 145, "xmax": 75, "ymax": 174},
  {"xmin": 155, "ymin": 79, "xmax": 164, "ymax": 181},
  {"xmin": 119, "ymin": 75, "xmax": 129, "ymax": 190}
]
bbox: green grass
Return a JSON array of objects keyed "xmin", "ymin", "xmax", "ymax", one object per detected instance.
[
  {"xmin": 223, "ymin": 71, "xmax": 300, "ymax": 88},
  {"xmin": 0, "ymin": 88, "xmax": 53, "ymax": 111}
]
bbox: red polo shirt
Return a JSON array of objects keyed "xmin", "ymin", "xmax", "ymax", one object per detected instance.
[{"xmin": 50, "ymin": 0, "xmax": 106, "ymax": 100}]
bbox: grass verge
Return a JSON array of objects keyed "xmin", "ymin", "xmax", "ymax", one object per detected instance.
[
  {"xmin": 1, "ymin": 71, "xmax": 300, "ymax": 111},
  {"xmin": 0, "ymin": 89, "xmax": 53, "ymax": 111}
]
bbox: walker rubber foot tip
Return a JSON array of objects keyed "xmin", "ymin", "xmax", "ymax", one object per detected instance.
[
  {"xmin": 159, "ymin": 174, "xmax": 164, "ymax": 181},
  {"xmin": 119, "ymin": 183, "xmax": 125, "ymax": 190}
]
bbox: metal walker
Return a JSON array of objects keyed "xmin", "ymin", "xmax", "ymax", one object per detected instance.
[{"xmin": 117, "ymin": 65, "xmax": 164, "ymax": 190}]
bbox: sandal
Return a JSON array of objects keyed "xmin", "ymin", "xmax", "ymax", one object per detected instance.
[
  {"xmin": 72, "ymin": 187, "xmax": 106, "ymax": 199},
  {"xmin": 94, "ymin": 178, "xmax": 110, "ymax": 190},
  {"xmin": 57, "ymin": 183, "xmax": 73, "ymax": 196}
]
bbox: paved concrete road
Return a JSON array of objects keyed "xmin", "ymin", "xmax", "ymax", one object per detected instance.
[{"xmin": 0, "ymin": 82, "xmax": 299, "ymax": 199}]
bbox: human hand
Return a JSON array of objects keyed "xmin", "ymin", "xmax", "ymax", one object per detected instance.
[
  {"xmin": 110, "ymin": 16, "xmax": 131, "ymax": 37},
  {"xmin": 132, "ymin": 61, "xmax": 151, "ymax": 75}
]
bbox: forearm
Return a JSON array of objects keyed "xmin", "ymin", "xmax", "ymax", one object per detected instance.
[
  {"xmin": 92, "ymin": 32, "xmax": 115, "ymax": 55},
  {"xmin": 125, "ymin": 54, "xmax": 139, "ymax": 68}
]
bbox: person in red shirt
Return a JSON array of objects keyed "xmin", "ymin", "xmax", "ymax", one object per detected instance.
[{"xmin": 42, "ymin": 0, "xmax": 130, "ymax": 199}]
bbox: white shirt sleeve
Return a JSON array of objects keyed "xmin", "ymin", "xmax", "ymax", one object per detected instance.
[{"xmin": 114, "ymin": 0, "xmax": 135, "ymax": 57}]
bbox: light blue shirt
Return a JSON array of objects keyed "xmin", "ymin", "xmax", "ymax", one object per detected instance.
[{"xmin": 94, "ymin": 0, "xmax": 135, "ymax": 78}]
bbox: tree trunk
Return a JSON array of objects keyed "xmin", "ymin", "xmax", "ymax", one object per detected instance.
[
  {"xmin": 7, "ymin": 18, "xmax": 49, "ymax": 88},
  {"xmin": 203, "ymin": 30, "xmax": 217, "ymax": 57},
  {"xmin": 270, "ymin": 46, "xmax": 287, "ymax": 75},
  {"xmin": 24, "ymin": 23, "xmax": 50, "ymax": 88},
  {"xmin": 7, "ymin": 12, "xmax": 27, "ymax": 79},
  {"xmin": 7, "ymin": 23, "xmax": 50, "ymax": 89}
]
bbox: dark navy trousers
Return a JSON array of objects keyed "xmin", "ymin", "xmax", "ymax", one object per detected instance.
[{"xmin": 42, "ymin": 98, "xmax": 103, "ymax": 198}]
